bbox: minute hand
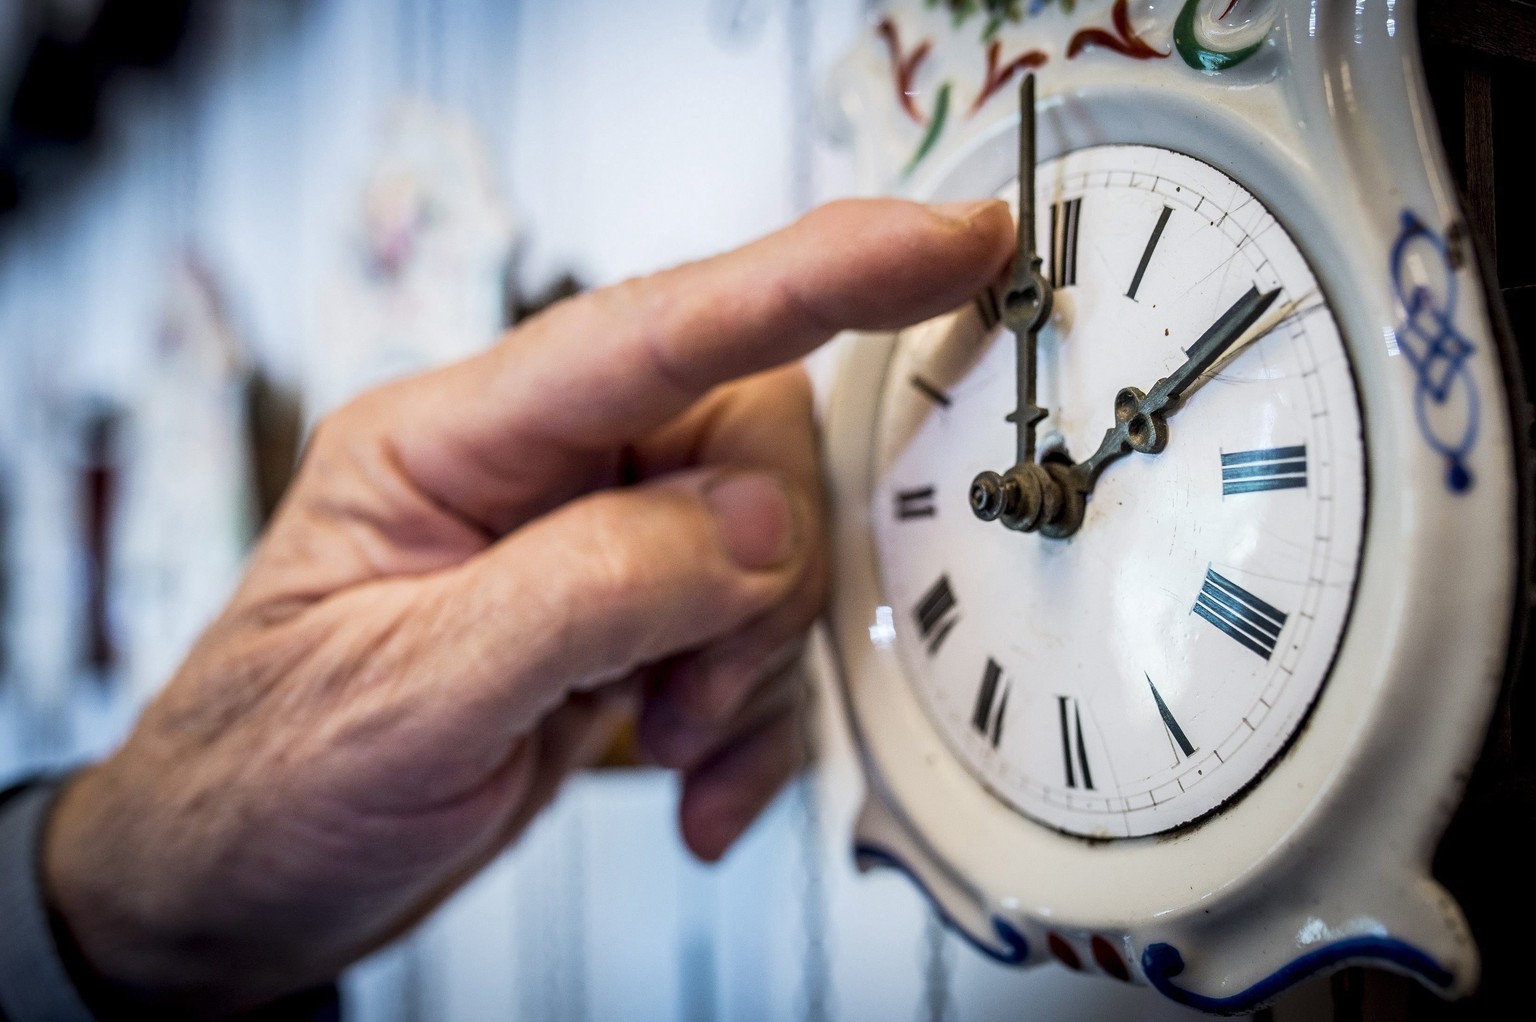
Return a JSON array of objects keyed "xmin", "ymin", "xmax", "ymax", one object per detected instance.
[{"xmin": 1069, "ymin": 285, "xmax": 1282, "ymax": 493}]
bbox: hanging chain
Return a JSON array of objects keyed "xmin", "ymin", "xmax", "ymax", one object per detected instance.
[
  {"xmin": 787, "ymin": 2, "xmax": 833, "ymax": 1019},
  {"xmin": 426, "ymin": 0, "xmax": 445, "ymax": 103},
  {"xmin": 787, "ymin": 0, "xmax": 815, "ymax": 214},
  {"xmin": 920, "ymin": 911, "xmax": 955, "ymax": 1022},
  {"xmin": 793, "ymin": 664, "xmax": 831, "ymax": 1022}
]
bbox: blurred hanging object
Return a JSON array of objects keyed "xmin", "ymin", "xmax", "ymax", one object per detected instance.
[
  {"xmin": 920, "ymin": 911, "xmax": 955, "ymax": 1022},
  {"xmin": 306, "ymin": 98, "xmax": 516, "ymax": 423},
  {"xmin": 110, "ymin": 252, "xmax": 256, "ymax": 710},
  {"xmin": 505, "ymin": 270, "xmax": 583, "ymax": 330},
  {"xmin": 3, "ymin": 234, "xmax": 89, "ymax": 759},
  {"xmin": 708, "ymin": 0, "xmax": 772, "ymax": 50},
  {"xmin": 785, "ymin": 2, "xmax": 834, "ymax": 1019},
  {"xmin": 0, "ymin": 472, "xmax": 9, "ymax": 683},
  {"xmin": 1, "ymin": 0, "xmax": 194, "ymax": 216},
  {"xmin": 77, "ymin": 404, "xmax": 121, "ymax": 679},
  {"xmin": 244, "ymin": 368, "xmax": 302, "ymax": 529}
]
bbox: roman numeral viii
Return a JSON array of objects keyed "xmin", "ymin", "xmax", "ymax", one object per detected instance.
[
  {"xmin": 1192, "ymin": 568, "xmax": 1289, "ymax": 660},
  {"xmin": 1057, "ymin": 695, "xmax": 1095, "ymax": 790},
  {"xmin": 1222, "ymin": 445, "xmax": 1307, "ymax": 495},
  {"xmin": 913, "ymin": 575, "xmax": 959, "ymax": 655},
  {"xmin": 1049, "ymin": 197, "xmax": 1082, "ymax": 288},
  {"xmin": 971, "ymin": 658, "xmax": 1008, "ymax": 747}
]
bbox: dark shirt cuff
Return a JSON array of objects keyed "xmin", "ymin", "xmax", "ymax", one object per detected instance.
[
  {"xmin": 0, "ymin": 778, "xmax": 341, "ymax": 1022},
  {"xmin": 0, "ymin": 778, "xmax": 98, "ymax": 1021}
]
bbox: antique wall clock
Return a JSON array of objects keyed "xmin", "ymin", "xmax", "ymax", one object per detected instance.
[{"xmin": 822, "ymin": 0, "xmax": 1527, "ymax": 1013}]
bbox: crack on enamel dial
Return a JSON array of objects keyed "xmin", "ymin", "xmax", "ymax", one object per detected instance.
[{"xmin": 871, "ymin": 143, "xmax": 1367, "ymax": 839}]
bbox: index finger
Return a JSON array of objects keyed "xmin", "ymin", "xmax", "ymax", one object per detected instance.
[{"xmin": 389, "ymin": 198, "xmax": 1011, "ymax": 511}]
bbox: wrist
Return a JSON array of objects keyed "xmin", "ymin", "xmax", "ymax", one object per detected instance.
[
  {"xmin": 42, "ymin": 765, "xmax": 193, "ymax": 1014},
  {"xmin": 40, "ymin": 762, "xmax": 276, "ymax": 1018}
]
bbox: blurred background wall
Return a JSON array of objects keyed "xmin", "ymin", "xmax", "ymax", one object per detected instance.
[{"xmin": 0, "ymin": 2, "xmax": 1220, "ymax": 1019}]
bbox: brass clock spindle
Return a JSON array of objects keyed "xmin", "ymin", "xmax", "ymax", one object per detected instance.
[
  {"xmin": 970, "ymin": 73, "xmax": 1059, "ymax": 533},
  {"xmin": 1003, "ymin": 72, "xmax": 1052, "ymax": 469}
]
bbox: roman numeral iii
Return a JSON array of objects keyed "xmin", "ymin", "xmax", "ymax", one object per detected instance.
[
  {"xmin": 1221, "ymin": 445, "xmax": 1307, "ymax": 495},
  {"xmin": 1192, "ymin": 568, "xmax": 1289, "ymax": 660},
  {"xmin": 972, "ymin": 658, "xmax": 1008, "ymax": 747},
  {"xmin": 913, "ymin": 575, "xmax": 959, "ymax": 655},
  {"xmin": 1057, "ymin": 695, "xmax": 1095, "ymax": 789}
]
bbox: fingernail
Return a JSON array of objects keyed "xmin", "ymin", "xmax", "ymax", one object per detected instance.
[
  {"xmin": 930, "ymin": 198, "xmax": 1004, "ymax": 225},
  {"xmin": 705, "ymin": 472, "xmax": 799, "ymax": 571}
]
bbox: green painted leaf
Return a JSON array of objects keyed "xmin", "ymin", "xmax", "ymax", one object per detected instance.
[{"xmin": 903, "ymin": 81, "xmax": 952, "ymax": 178}]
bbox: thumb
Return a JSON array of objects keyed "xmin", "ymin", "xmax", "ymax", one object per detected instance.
[{"xmin": 447, "ymin": 467, "xmax": 812, "ymax": 729}]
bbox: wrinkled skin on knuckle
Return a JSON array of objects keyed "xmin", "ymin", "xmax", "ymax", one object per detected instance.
[{"xmin": 553, "ymin": 493, "xmax": 703, "ymax": 681}]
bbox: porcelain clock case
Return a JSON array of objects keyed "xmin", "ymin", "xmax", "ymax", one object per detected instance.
[
  {"xmin": 825, "ymin": 85, "xmax": 1517, "ymax": 1003},
  {"xmin": 874, "ymin": 141, "xmax": 1364, "ymax": 840}
]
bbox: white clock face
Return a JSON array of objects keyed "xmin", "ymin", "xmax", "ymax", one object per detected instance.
[{"xmin": 870, "ymin": 144, "xmax": 1367, "ymax": 839}]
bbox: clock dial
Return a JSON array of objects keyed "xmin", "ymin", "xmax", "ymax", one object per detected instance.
[{"xmin": 871, "ymin": 144, "xmax": 1367, "ymax": 838}]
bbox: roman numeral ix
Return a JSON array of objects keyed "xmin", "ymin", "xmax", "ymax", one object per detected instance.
[
  {"xmin": 913, "ymin": 575, "xmax": 959, "ymax": 655},
  {"xmin": 895, "ymin": 486, "xmax": 936, "ymax": 520},
  {"xmin": 1192, "ymin": 568, "xmax": 1288, "ymax": 660},
  {"xmin": 971, "ymin": 658, "xmax": 1008, "ymax": 747},
  {"xmin": 1057, "ymin": 695, "xmax": 1095, "ymax": 790},
  {"xmin": 1221, "ymin": 445, "xmax": 1308, "ymax": 495}
]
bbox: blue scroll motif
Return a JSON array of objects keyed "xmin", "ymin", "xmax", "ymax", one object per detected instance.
[
  {"xmin": 1390, "ymin": 211, "xmax": 1479, "ymax": 493},
  {"xmin": 1142, "ymin": 937, "xmax": 1454, "ymax": 1014},
  {"xmin": 854, "ymin": 843, "xmax": 1030, "ymax": 964}
]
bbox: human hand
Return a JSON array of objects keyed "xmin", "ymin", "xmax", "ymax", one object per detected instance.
[{"xmin": 41, "ymin": 198, "xmax": 1012, "ymax": 1016}]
